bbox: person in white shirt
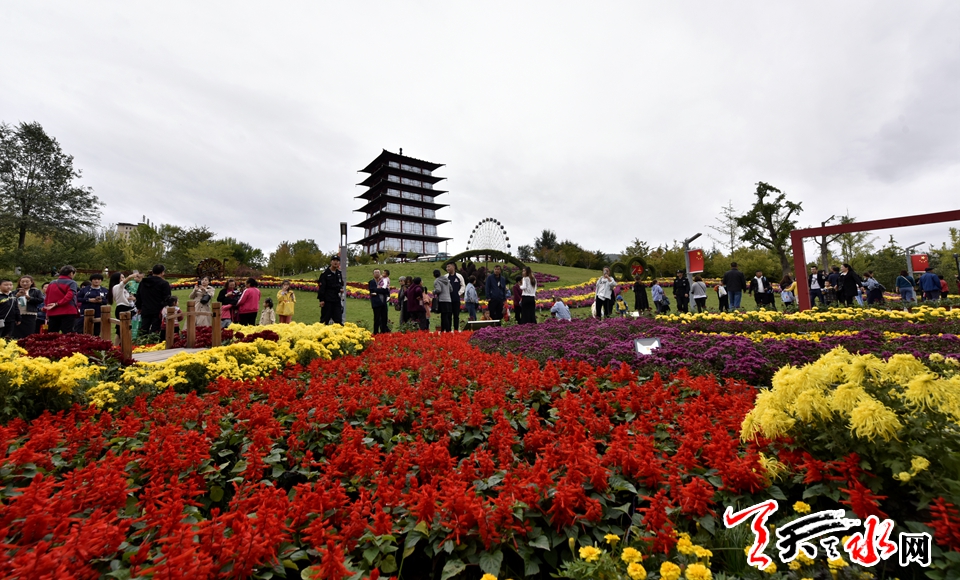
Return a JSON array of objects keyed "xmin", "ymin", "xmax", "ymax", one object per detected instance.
[
  {"xmin": 519, "ymin": 266, "xmax": 537, "ymax": 324},
  {"xmin": 808, "ymin": 266, "xmax": 825, "ymax": 307},
  {"xmin": 595, "ymin": 267, "xmax": 616, "ymax": 319},
  {"xmin": 550, "ymin": 298, "xmax": 572, "ymax": 320}
]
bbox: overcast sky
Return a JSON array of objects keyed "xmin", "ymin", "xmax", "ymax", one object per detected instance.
[{"xmin": 2, "ymin": 2, "xmax": 958, "ymax": 262}]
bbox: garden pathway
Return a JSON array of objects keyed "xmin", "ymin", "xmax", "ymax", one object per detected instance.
[{"xmin": 132, "ymin": 348, "xmax": 207, "ymax": 363}]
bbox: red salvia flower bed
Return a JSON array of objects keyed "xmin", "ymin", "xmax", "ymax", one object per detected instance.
[
  {"xmin": 16, "ymin": 332, "xmax": 135, "ymax": 366},
  {"xmin": 0, "ymin": 332, "xmax": 769, "ymax": 578}
]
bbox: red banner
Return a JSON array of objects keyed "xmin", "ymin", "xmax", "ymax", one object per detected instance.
[
  {"xmin": 910, "ymin": 254, "xmax": 929, "ymax": 271},
  {"xmin": 631, "ymin": 264, "xmax": 644, "ymax": 276},
  {"xmin": 687, "ymin": 249, "xmax": 705, "ymax": 274}
]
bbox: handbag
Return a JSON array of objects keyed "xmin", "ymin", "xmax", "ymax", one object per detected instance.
[
  {"xmin": 431, "ymin": 296, "xmax": 439, "ymax": 311},
  {"xmin": 200, "ymin": 293, "xmax": 212, "ymax": 305}
]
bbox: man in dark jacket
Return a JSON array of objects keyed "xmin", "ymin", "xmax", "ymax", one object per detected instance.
[
  {"xmin": 135, "ymin": 264, "xmax": 172, "ymax": 335},
  {"xmin": 76, "ymin": 273, "xmax": 110, "ymax": 335},
  {"xmin": 0, "ymin": 279, "xmax": 22, "ymax": 338},
  {"xmin": 748, "ymin": 270, "xmax": 775, "ymax": 310},
  {"xmin": 673, "ymin": 270, "xmax": 690, "ymax": 313},
  {"xmin": 808, "ymin": 266, "xmax": 826, "ymax": 307},
  {"xmin": 368, "ymin": 269, "xmax": 390, "ymax": 334},
  {"xmin": 317, "ymin": 256, "xmax": 344, "ymax": 325},
  {"xmin": 722, "ymin": 263, "xmax": 747, "ymax": 309},
  {"xmin": 484, "ymin": 265, "xmax": 507, "ymax": 320}
]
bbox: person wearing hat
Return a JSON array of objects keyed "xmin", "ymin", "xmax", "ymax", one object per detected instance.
[
  {"xmin": 918, "ymin": 267, "xmax": 941, "ymax": 301},
  {"xmin": 673, "ymin": 270, "xmax": 690, "ymax": 313},
  {"xmin": 317, "ymin": 256, "xmax": 344, "ymax": 324}
]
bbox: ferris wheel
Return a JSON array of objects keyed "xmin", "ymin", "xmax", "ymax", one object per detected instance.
[{"xmin": 466, "ymin": 218, "xmax": 511, "ymax": 254}]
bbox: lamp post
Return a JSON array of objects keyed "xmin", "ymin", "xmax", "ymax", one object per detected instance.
[
  {"xmin": 683, "ymin": 232, "xmax": 702, "ymax": 312},
  {"xmin": 905, "ymin": 242, "xmax": 925, "ymax": 278},
  {"xmin": 340, "ymin": 222, "xmax": 348, "ymax": 320}
]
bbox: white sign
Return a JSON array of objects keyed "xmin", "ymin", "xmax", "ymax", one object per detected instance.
[{"xmin": 634, "ymin": 337, "xmax": 661, "ymax": 355}]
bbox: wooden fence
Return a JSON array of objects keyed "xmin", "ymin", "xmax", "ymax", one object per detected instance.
[{"xmin": 83, "ymin": 301, "xmax": 222, "ymax": 360}]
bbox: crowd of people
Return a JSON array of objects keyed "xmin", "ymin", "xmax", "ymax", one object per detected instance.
[{"xmin": 2, "ymin": 258, "xmax": 955, "ymax": 340}]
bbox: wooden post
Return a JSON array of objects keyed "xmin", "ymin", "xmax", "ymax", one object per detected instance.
[
  {"xmin": 99, "ymin": 305, "xmax": 112, "ymax": 342},
  {"xmin": 211, "ymin": 303, "xmax": 222, "ymax": 348},
  {"xmin": 186, "ymin": 300, "xmax": 196, "ymax": 348},
  {"xmin": 165, "ymin": 306, "xmax": 175, "ymax": 349},
  {"xmin": 119, "ymin": 311, "xmax": 133, "ymax": 360},
  {"xmin": 83, "ymin": 309, "xmax": 95, "ymax": 335}
]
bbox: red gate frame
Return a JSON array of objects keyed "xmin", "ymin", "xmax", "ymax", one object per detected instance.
[{"xmin": 791, "ymin": 209, "xmax": 960, "ymax": 311}]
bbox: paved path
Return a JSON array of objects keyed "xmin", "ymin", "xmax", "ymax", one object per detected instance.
[{"xmin": 132, "ymin": 348, "xmax": 207, "ymax": 363}]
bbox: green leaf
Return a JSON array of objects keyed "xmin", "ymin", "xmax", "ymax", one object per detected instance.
[
  {"xmin": 363, "ymin": 547, "xmax": 379, "ymax": 566},
  {"xmin": 802, "ymin": 483, "xmax": 827, "ymax": 499},
  {"xmin": 209, "ymin": 485, "xmax": 224, "ymax": 503},
  {"xmin": 699, "ymin": 514, "xmax": 716, "ymax": 535},
  {"xmin": 479, "ymin": 549, "xmax": 503, "ymax": 575},
  {"xmin": 402, "ymin": 544, "xmax": 416, "ymax": 559},
  {"xmin": 414, "ymin": 521, "xmax": 429, "ymax": 535},
  {"xmin": 767, "ymin": 485, "xmax": 786, "ymax": 500},
  {"xmin": 440, "ymin": 558, "xmax": 466, "ymax": 580},
  {"xmin": 707, "ymin": 475, "xmax": 723, "ymax": 488},
  {"xmin": 380, "ymin": 555, "xmax": 398, "ymax": 574},
  {"xmin": 529, "ymin": 535, "xmax": 551, "ymax": 550}
]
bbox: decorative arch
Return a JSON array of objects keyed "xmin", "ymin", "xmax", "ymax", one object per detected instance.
[
  {"xmin": 442, "ymin": 249, "xmax": 525, "ymax": 271},
  {"xmin": 791, "ymin": 209, "xmax": 960, "ymax": 310}
]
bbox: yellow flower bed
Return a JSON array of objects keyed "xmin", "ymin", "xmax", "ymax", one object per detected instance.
[
  {"xmin": 660, "ymin": 305, "xmax": 958, "ymax": 324},
  {"xmin": 690, "ymin": 330, "xmax": 911, "ymax": 342},
  {"xmin": 742, "ymin": 346, "xmax": 960, "ymax": 442},
  {"xmin": 3, "ymin": 323, "xmax": 371, "ymax": 412},
  {"xmin": 0, "ymin": 340, "xmax": 100, "ymax": 396}
]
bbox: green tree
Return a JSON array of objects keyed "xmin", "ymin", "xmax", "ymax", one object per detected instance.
[
  {"xmin": 516, "ymin": 244, "xmax": 534, "ymax": 263},
  {"xmin": 123, "ymin": 224, "xmax": 166, "ymax": 272},
  {"xmin": 160, "ymin": 224, "xmax": 216, "ymax": 273},
  {"xmin": 735, "ymin": 182, "xmax": 803, "ymax": 276},
  {"xmin": 0, "ymin": 122, "xmax": 102, "ymax": 250},
  {"xmin": 620, "ymin": 238, "xmax": 651, "ymax": 259},
  {"xmin": 291, "ymin": 239, "xmax": 325, "ymax": 274},
  {"xmin": 832, "ymin": 215, "xmax": 876, "ymax": 272},
  {"xmin": 94, "ymin": 229, "xmax": 130, "ymax": 270},
  {"xmin": 708, "ymin": 200, "xmax": 741, "ymax": 255},
  {"xmin": 268, "ymin": 241, "xmax": 294, "ymax": 276},
  {"xmin": 534, "ymin": 229, "xmax": 558, "ymax": 263}
]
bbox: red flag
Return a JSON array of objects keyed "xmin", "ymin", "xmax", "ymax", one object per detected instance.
[
  {"xmin": 910, "ymin": 254, "xmax": 929, "ymax": 272},
  {"xmin": 687, "ymin": 249, "xmax": 705, "ymax": 273},
  {"xmin": 631, "ymin": 264, "xmax": 644, "ymax": 276}
]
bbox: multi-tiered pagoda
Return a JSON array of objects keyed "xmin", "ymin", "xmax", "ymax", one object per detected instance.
[{"xmin": 353, "ymin": 149, "xmax": 449, "ymax": 257}]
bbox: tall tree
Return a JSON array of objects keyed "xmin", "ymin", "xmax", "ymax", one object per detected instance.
[
  {"xmin": 0, "ymin": 122, "xmax": 102, "ymax": 250},
  {"xmin": 516, "ymin": 244, "xmax": 533, "ymax": 263},
  {"xmin": 735, "ymin": 182, "xmax": 803, "ymax": 275},
  {"xmin": 708, "ymin": 201, "xmax": 741, "ymax": 255},
  {"xmin": 620, "ymin": 238, "xmax": 651, "ymax": 258},
  {"xmin": 832, "ymin": 214, "xmax": 876, "ymax": 270}
]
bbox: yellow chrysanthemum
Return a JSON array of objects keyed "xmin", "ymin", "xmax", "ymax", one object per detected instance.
[
  {"xmin": 902, "ymin": 373, "xmax": 950, "ymax": 411},
  {"xmin": 604, "ymin": 533, "xmax": 620, "ymax": 545},
  {"xmin": 793, "ymin": 501, "xmax": 812, "ymax": 514},
  {"xmin": 828, "ymin": 557, "xmax": 848, "ymax": 568},
  {"xmin": 685, "ymin": 563, "xmax": 712, "ymax": 580},
  {"xmin": 763, "ymin": 562, "xmax": 777, "ymax": 574},
  {"xmin": 848, "ymin": 397, "xmax": 902, "ymax": 441},
  {"xmin": 694, "ymin": 546, "xmax": 712, "ymax": 559},
  {"xmin": 627, "ymin": 562, "xmax": 647, "ymax": 580},
  {"xmin": 621, "ymin": 547, "xmax": 642, "ymax": 564},
  {"xmin": 579, "ymin": 545, "xmax": 602, "ymax": 562},
  {"xmin": 911, "ymin": 456, "xmax": 930, "ymax": 473},
  {"xmin": 676, "ymin": 536, "xmax": 696, "ymax": 555},
  {"xmin": 480, "ymin": 575, "xmax": 497, "ymax": 580},
  {"xmin": 894, "ymin": 471, "xmax": 912, "ymax": 482},
  {"xmin": 660, "ymin": 561, "xmax": 681, "ymax": 580},
  {"xmin": 829, "ymin": 382, "xmax": 868, "ymax": 414}
]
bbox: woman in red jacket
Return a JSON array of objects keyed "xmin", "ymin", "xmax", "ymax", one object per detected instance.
[
  {"xmin": 43, "ymin": 265, "xmax": 80, "ymax": 334},
  {"xmin": 236, "ymin": 278, "xmax": 261, "ymax": 325}
]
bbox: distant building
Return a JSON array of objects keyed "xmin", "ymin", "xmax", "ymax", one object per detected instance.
[
  {"xmin": 353, "ymin": 150, "xmax": 450, "ymax": 256},
  {"xmin": 116, "ymin": 222, "xmax": 140, "ymax": 238}
]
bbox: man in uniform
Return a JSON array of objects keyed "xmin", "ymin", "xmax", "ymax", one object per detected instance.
[{"xmin": 317, "ymin": 256, "xmax": 344, "ymax": 324}]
